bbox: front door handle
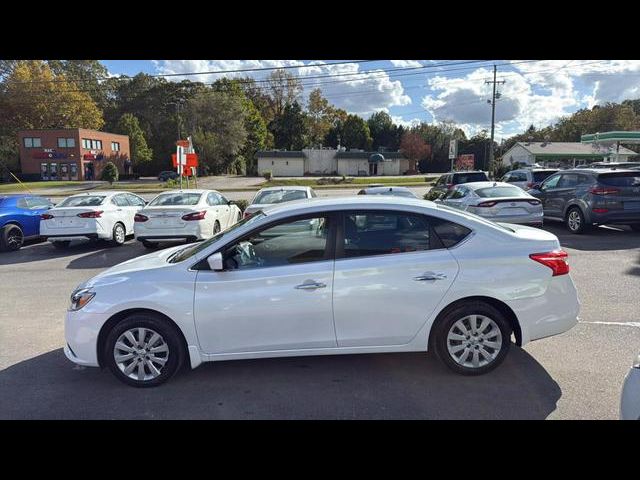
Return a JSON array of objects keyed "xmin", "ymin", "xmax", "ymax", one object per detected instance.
[
  {"xmin": 413, "ymin": 272, "xmax": 447, "ymax": 281},
  {"xmin": 295, "ymin": 281, "xmax": 327, "ymax": 290}
]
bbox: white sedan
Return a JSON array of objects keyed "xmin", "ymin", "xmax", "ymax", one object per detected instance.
[
  {"xmin": 64, "ymin": 196, "xmax": 579, "ymax": 387},
  {"xmin": 134, "ymin": 189, "xmax": 242, "ymax": 249},
  {"xmin": 244, "ymin": 186, "xmax": 316, "ymax": 218},
  {"xmin": 439, "ymin": 181, "xmax": 544, "ymax": 226},
  {"xmin": 40, "ymin": 191, "xmax": 147, "ymax": 248}
]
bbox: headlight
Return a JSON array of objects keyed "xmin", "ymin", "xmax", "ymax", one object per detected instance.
[
  {"xmin": 633, "ymin": 353, "xmax": 640, "ymax": 369},
  {"xmin": 69, "ymin": 288, "xmax": 95, "ymax": 311}
]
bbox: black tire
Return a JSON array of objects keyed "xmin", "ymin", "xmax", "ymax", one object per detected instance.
[
  {"xmin": 431, "ymin": 301, "xmax": 512, "ymax": 376},
  {"xmin": 104, "ymin": 313, "xmax": 185, "ymax": 388},
  {"xmin": 565, "ymin": 206, "xmax": 588, "ymax": 234},
  {"xmin": 0, "ymin": 224, "xmax": 24, "ymax": 252},
  {"xmin": 111, "ymin": 222, "xmax": 126, "ymax": 246},
  {"xmin": 142, "ymin": 240, "xmax": 159, "ymax": 249},
  {"xmin": 629, "ymin": 224, "xmax": 640, "ymax": 232},
  {"xmin": 52, "ymin": 240, "xmax": 71, "ymax": 249}
]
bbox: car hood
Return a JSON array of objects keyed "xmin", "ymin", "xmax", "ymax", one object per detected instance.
[
  {"xmin": 245, "ymin": 204, "xmax": 273, "ymax": 214},
  {"xmin": 83, "ymin": 244, "xmax": 188, "ymax": 288}
]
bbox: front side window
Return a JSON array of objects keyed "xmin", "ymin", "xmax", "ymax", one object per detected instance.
[
  {"xmin": 26, "ymin": 197, "xmax": 52, "ymax": 209},
  {"xmin": 454, "ymin": 172, "xmax": 488, "ymax": 184},
  {"xmin": 541, "ymin": 174, "xmax": 561, "ymax": 190},
  {"xmin": 222, "ymin": 216, "xmax": 331, "ymax": 270},
  {"xmin": 148, "ymin": 193, "xmax": 202, "ymax": 206},
  {"xmin": 342, "ymin": 211, "xmax": 431, "ymax": 258},
  {"xmin": 558, "ymin": 174, "xmax": 579, "ymax": 188}
]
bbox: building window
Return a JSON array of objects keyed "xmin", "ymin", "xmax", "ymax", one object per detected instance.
[
  {"xmin": 23, "ymin": 137, "xmax": 41, "ymax": 148},
  {"xmin": 82, "ymin": 138, "xmax": 90, "ymax": 149},
  {"xmin": 96, "ymin": 140, "xmax": 102, "ymax": 150},
  {"xmin": 111, "ymin": 141, "xmax": 120, "ymax": 151},
  {"xmin": 57, "ymin": 137, "xmax": 76, "ymax": 148},
  {"xmin": 66, "ymin": 138, "xmax": 75, "ymax": 148}
]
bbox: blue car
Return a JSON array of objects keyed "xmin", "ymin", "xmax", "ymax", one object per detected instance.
[{"xmin": 0, "ymin": 194, "xmax": 53, "ymax": 251}]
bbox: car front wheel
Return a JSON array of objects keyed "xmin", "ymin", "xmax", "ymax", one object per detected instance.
[
  {"xmin": 431, "ymin": 302, "xmax": 512, "ymax": 375},
  {"xmin": 0, "ymin": 224, "xmax": 24, "ymax": 251},
  {"xmin": 104, "ymin": 313, "xmax": 185, "ymax": 387}
]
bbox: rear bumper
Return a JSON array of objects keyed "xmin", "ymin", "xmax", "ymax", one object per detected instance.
[
  {"xmin": 137, "ymin": 235, "xmax": 198, "ymax": 242},
  {"xmin": 589, "ymin": 210, "xmax": 640, "ymax": 225},
  {"xmin": 44, "ymin": 233, "xmax": 100, "ymax": 241},
  {"xmin": 135, "ymin": 222, "xmax": 209, "ymax": 241},
  {"xmin": 480, "ymin": 212, "xmax": 544, "ymax": 226}
]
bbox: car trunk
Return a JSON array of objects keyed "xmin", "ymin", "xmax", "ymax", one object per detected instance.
[
  {"xmin": 470, "ymin": 197, "xmax": 540, "ymax": 217},
  {"xmin": 597, "ymin": 172, "xmax": 640, "ymax": 212},
  {"xmin": 140, "ymin": 206, "xmax": 198, "ymax": 229},
  {"xmin": 44, "ymin": 207, "xmax": 100, "ymax": 229}
]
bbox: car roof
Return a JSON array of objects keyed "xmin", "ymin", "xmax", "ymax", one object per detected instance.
[
  {"xmin": 458, "ymin": 181, "xmax": 515, "ymax": 190},
  {"xmin": 157, "ymin": 189, "xmax": 213, "ymax": 195},
  {"xmin": 361, "ymin": 186, "xmax": 412, "ymax": 193},
  {"xmin": 256, "ymin": 186, "xmax": 310, "ymax": 192},
  {"xmin": 65, "ymin": 191, "xmax": 128, "ymax": 198},
  {"xmin": 568, "ymin": 168, "xmax": 634, "ymax": 174},
  {"xmin": 510, "ymin": 168, "xmax": 557, "ymax": 172},
  {"xmin": 450, "ymin": 170, "xmax": 486, "ymax": 175}
]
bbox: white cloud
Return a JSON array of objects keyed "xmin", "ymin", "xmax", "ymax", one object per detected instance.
[
  {"xmin": 153, "ymin": 60, "xmax": 411, "ymax": 118},
  {"xmin": 390, "ymin": 60, "xmax": 423, "ymax": 68},
  {"xmin": 391, "ymin": 115, "xmax": 422, "ymax": 128}
]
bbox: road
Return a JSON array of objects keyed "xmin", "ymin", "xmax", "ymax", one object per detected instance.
[{"xmin": 0, "ymin": 220, "xmax": 639, "ymax": 419}]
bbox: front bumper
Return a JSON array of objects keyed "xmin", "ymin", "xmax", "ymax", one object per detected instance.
[
  {"xmin": 620, "ymin": 367, "xmax": 640, "ymax": 420},
  {"xmin": 64, "ymin": 310, "xmax": 110, "ymax": 368}
]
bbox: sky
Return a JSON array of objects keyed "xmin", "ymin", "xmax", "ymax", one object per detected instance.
[{"xmin": 101, "ymin": 60, "xmax": 640, "ymax": 141}]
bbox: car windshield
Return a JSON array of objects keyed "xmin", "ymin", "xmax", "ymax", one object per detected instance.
[
  {"xmin": 167, "ymin": 212, "xmax": 266, "ymax": 264},
  {"xmin": 454, "ymin": 172, "xmax": 488, "ymax": 183},
  {"xmin": 533, "ymin": 171, "xmax": 558, "ymax": 182},
  {"xmin": 368, "ymin": 189, "xmax": 416, "ymax": 198},
  {"xmin": 475, "ymin": 186, "xmax": 528, "ymax": 198},
  {"xmin": 252, "ymin": 189, "xmax": 308, "ymax": 204},
  {"xmin": 149, "ymin": 193, "xmax": 202, "ymax": 206},
  {"xmin": 57, "ymin": 196, "xmax": 105, "ymax": 207},
  {"xmin": 436, "ymin": 203, "xmax": 515, "ymax": 232}
]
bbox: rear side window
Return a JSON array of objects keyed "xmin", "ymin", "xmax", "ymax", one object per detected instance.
[
  {"xmin": 597, "ymin": 173, "xmax": 640, "ymax": 187},
  {"xmin": 112, "ymin": 195, "xmax": 130, "ymax": 207},
  {"xmin": 454, "ymin": 172, "xmax": 488, "ymax": 184},
  {"xmin": 343, "ymin": 211, "xmax": 432, "ymax": 258},
  {"xmin": 509, "ymin": 172, "xmax": 527, "ymax": 182},
  {"xmin": 432, "ymin": 218, "xmax": 472, "ymax": 248},
  {"xmin": 533, "ymin": 171, "xmax": 558, "ymax": 182}
]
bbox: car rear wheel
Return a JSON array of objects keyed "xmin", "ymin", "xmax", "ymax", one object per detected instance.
[
  {"xmin": 104, "ymin": 313, "xmax": 185, "ymax": 388},
  {"xmin": 0, "ymin": 224, "xmax": 24, "ymax": 251},
  {"xmin": 142, "ymin": 240, "xmax": 159, "ymax": 249},
  {"xmin": 111, "ymin": 223, "xmax": 126, "ymax": 246},
  {"xmin": 431, "ymin": 301, "xmax": 512, "ymax": 375},
  {"xmin": 566, "ymin": 207, "xmax": 588, "ymax": 234},
  {"xmin": 52, "ymin": 240, "xmax": 71, "ymax": 249}
]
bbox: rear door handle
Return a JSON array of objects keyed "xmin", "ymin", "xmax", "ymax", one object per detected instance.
[
  {"xmin": 413, "ymin": 272, "xmax": 447, "ymax": 281},
  {"xmin": 295, "ymin": 282, "xmax": 327, "ymax": 290}
]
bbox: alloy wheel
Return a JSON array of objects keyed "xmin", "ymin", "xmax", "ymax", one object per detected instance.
[
  {"xmin": 568, "ymin": 210, "xmax": 581, "ymax": 231},
  {"xmin": 113, "ymin": 327, "xmax": 169, "ymax": 382},
  {"xmin": 7, "ymin": 228, "xmax": 23, "ymax": 249},
  {"xmin": 446, "ymin": 314, "xmax": 503, "ymax": 369},
  {"xmin": 114, "ymin": 224, "xmax": 125, "ymax": 244}
]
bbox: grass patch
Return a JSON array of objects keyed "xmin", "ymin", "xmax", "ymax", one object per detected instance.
[
  {"xmin": 0, "ymin": 181, "xmax": 81, "ymax": 192},
  {"xmin": 264, "ymin": 176, "xmax": 437, "ymax": 188}
]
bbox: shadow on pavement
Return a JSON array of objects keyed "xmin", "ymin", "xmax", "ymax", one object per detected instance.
[
  {"xmin": 0, "ymin": 347, "xmax": 561, "ymax": 419},
  {"xmin": 541, "ymin": 222, "xmax": 640, "ymax": 251}
]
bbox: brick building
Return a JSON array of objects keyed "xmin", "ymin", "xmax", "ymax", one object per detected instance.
[{"xmin": 18, "ymin": 128, "xmax": 130, "ymax": 181}]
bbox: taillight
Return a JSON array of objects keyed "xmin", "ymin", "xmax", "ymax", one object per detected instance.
[
  {"xmin": 77, "ymin": 211, "xmax": 103, "ymax": 218},
  {"xmin": 592, "ymin": 208, "xmax": 609, "ymax": 213},
  {"xmin": 134, "ymin": 213, "xmax": 149, "ymax": 222},
  {"xmin": 41, "ymin": 213, "xmax": 54, "ymax": 220},
  {"xmin": 182, "ymin": 211, "xmax": 206, "ymax": 221},
  {"xmin": 476, "ymin": 201, "xmax": 497, "ymax": 207},
  {"xmin": 589, "ymin": 186, "xmax": 620, "ymax": 195},
  {"xmin": 527, "ymin": 199, "xmax": 541, "ymax": 205},
  {"xmin": 529, "ymin": 249, "xmax": 569, "ymax": 276}
]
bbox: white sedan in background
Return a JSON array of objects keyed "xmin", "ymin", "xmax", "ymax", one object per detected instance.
[
  {"xmin": 439, "ymin": 181, "xmax": 544, "ymax": 227},
  {"xmin": 64, "ymin": 196, "xmax": 579, "ymax": 387},
  {"xmin": 134, "ymin": 189, "xmax": 242, "ymax": 249},
  {"xmin": 244, "ymin": 186, "xmax": 316, "ymax": 218},
  {"xmin": 40, "ymin": 191, "xmax": 147, "ymax": 248}
]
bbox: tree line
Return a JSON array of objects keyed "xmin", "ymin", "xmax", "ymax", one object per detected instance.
[{"xmin": 2, "ymin": 60, "xmax": 640, "ymax": 178}]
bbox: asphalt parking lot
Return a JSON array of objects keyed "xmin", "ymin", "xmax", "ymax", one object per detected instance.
[{"xmin": 1, "ymin": 206, "xmax": 639, "ymax": 419}]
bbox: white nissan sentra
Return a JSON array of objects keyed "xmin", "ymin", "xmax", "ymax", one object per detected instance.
[
  {"xmin": 40, "ymin": 191, "xmax": 147, "ymax": 248},
  {"xmin": 64, "ymin": 196, "xmax": 580, "ymax": 387},
  {"xmin": 134, "ymin": 189, "xmax": 242, "ymax": 249}
]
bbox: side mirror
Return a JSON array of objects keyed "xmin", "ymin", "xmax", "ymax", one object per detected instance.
[
  {"xmin": 207, "ymin": 252, "xmax": 224, "ymax": 271},
  {"xmin": 228, "ymin": 200, "xmax": 236, "ymax": 206},
  {"xmin": 144, "ymin": 201, "xmax": 149, "ymax": 205},
  {"xmin": 531, "ymin": 183, "xmax": 541, "ymax": 191}
]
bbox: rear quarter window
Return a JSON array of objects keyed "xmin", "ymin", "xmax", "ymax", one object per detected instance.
[{"xmin": 432, "ymin": 218, "xmax": 472, "ymax": 248}]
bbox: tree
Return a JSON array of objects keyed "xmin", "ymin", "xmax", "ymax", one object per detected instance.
[
  {"xmin": 400, "ymin": 131, "xmax": 430, "ymax": 172},
  {"xmin": 328, "ymin": 114, "xmax": 373, "ymax": 150},
  {"xmin": 100, "ymin": 161, "xmax": 119, "ymax": 184},
  {"xmin": 306, "ymin": 89, "xmax": 335, "ymax": 148},
  {"xmin": 115, "ymin": 113, "xmax": 153, "ymax": 167},
  {"xmin": 47, "ymin": 60, "xmax": 111, "ymax": 111},
  {"xmin": 269, "ymin": 101, "xmax": 309, "ymax": 151},
  {"xmin": 265, "ymin": 69, "xmax": 303, "ymax": 119},
  {"xmin": 185, "ymin": 90, "xmax": 247, "ymax": 174},
  {"xmin": 368, "ymin": 111, "xmax": 401, "ymax": 151}
]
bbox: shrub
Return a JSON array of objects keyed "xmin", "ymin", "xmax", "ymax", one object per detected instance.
[
  {"xmin": 100, "ymin": 162, "xmax": 119, "ymax": 185},
  {"xmin": 165, "ymin": 178, "xmax": 178, "ymax": 188},
  {"xmin": 234, "ymin": 199, "xmax": 249, "ymax": 212},
  {"xmin": 263, "ymin": 170, "xmax": 273, "ymax": 181}
]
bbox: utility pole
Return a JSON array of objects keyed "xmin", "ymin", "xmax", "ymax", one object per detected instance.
[{"xmin": 486, "ymin": 65, "xmax": 505, "ymax": 171}]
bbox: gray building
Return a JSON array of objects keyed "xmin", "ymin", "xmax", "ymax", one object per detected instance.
[
  {"xmin": 257, "ymin": 148, "xmax": 411, "ymax": 177},
  {"xmin": 500, "ymin": 141, "xmax": 638, "ymax": 168}
]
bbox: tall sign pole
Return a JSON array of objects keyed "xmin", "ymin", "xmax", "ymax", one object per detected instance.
[{"xmin": 485, "ymin": 65, "xmax": 505, "ymax": 170}]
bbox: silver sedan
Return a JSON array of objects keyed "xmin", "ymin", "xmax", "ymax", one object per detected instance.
[{"xmin": 437, "ymin": 181, "xmax": 543, "ymax": 226}]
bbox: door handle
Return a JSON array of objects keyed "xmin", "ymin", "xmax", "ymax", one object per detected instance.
[
  {"xmin": 295, "ymin": 282, "xmax": 327, "ymax": 290},
  {"xmin": 413, "ymin": 272, "xmax": 447, "ymax": 281}
]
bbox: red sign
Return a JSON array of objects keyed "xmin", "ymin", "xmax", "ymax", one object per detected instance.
[
  {"xmin": 171, "ymin": 153, "xmax": 198, "ymax": 168},
  {"xmin": 455, "ymin": 154, "xmax": 475, "ymax": 170}
]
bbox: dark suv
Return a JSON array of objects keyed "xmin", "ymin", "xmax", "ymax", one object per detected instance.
[
  {"xmin": 528, "ymin": 169, "xmax": 640, "ymax": 233},
  {"xmin": 425, "ymin": 171, "xmax": 489, "ymax": 200}
]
